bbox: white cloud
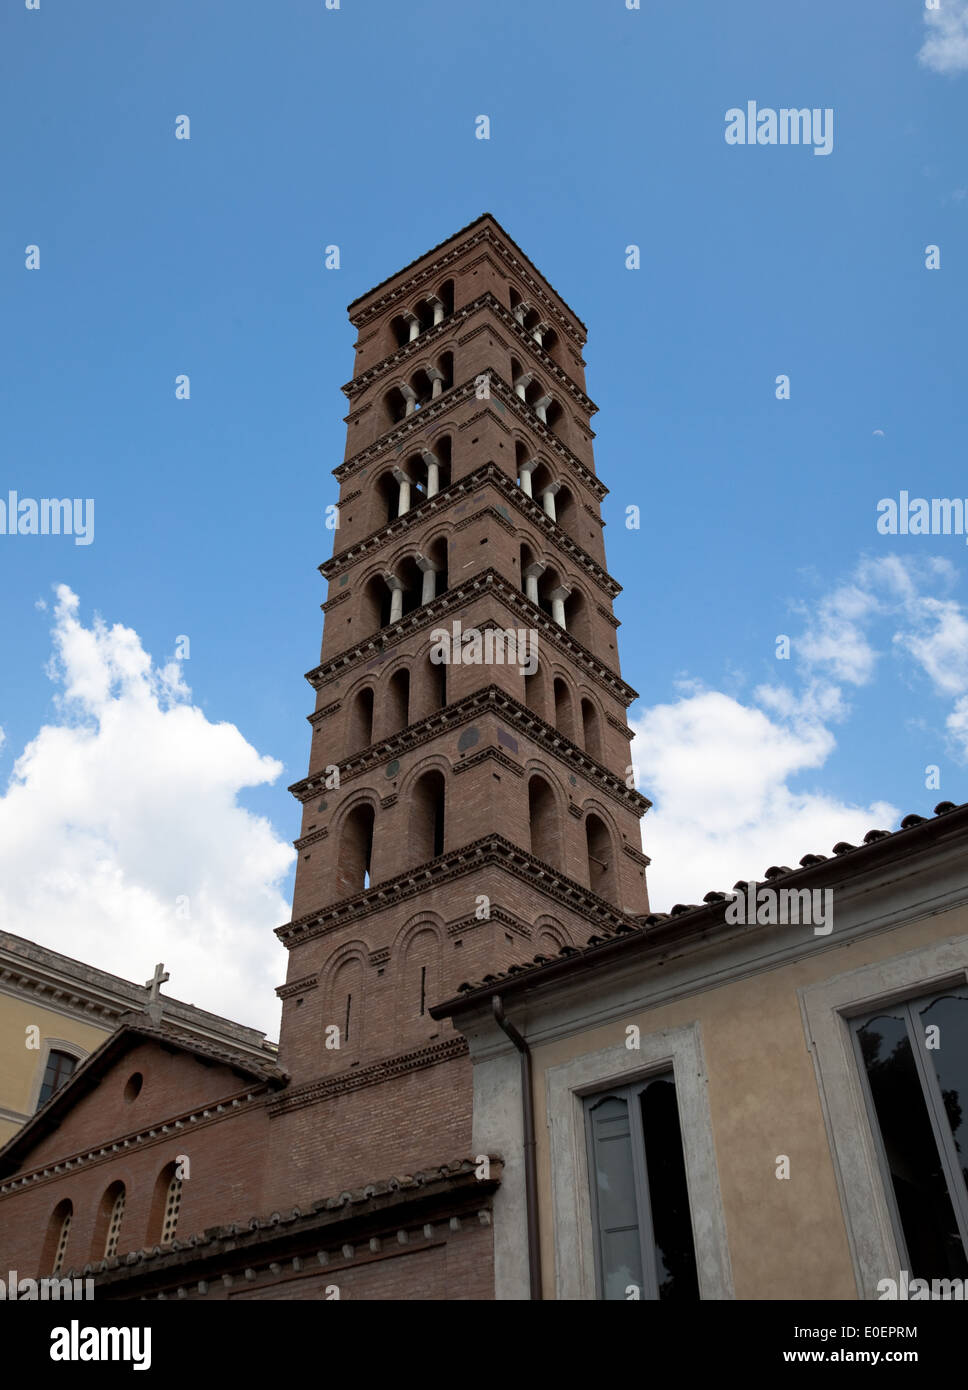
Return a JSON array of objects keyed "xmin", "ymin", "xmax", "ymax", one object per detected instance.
[
  {"xmin": 630, "ymin": 689, "xmax": 897, "ymax": 911},
  {"xmin": 0, "ymin": 587, "xmax": 294, "ymax": 1035},
  {"xmin": 629, "ymin": 552, "xmax": 968, "ymax": 910},
  {"xmin": 794, "ymin": 581, "xmax": 880, "ymax": 685},
  {"xmin": 893, "ymin": 598, "xmax": 968, "ymax": 698},
  {"xmin": 919, "ymin": 0, "xmax": 968, "ymax": 74}
]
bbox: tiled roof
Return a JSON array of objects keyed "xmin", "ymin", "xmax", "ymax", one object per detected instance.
[{"xmin": 433, "ymin": 800, "xmax": 967, "ymax": 1011}]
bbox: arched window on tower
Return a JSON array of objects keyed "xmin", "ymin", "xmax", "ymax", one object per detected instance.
[
  {"xmin": 363, "ymin": 573, "xmax": 394, "ymax": 634},
  {"xmin": 432, "ymin": 351, "xmax": 454, "ymax": 398},
  {"xmin": 553, "ymin": 678, "xmax": 577, "ymax": 743},
  {"xmin": 377, "ymin": 469, "xmax": 403, "ymax": 524},
  {"xmin": 528, "ymin": 775, "xmax": 560, "ymax": 869},
  {"xmin": 524, "ymin": 663, "xmax": 547, "ymax": 720},
  {"xmin": 387, "ymin": 668, "xmax": 411, "ymax": 737},
  {"xmin": 408, "ymin": 367, "xmax": 434, "ymax": 413},
  {"xmin": 349, "ymin": 686, "xmax": 374, "ymax": 754},
  {"xmin": 426, "ymin": 650, "xmax": 447, "ymax": 712},
  {"xmin": 555, "ymin": 484, "xmax": 579, "ymax": 541},
  {"xmin": 384, "ymin": 385, "xmax": 411, "ymax": 425},
  {"xmin": 338, "ymin": 803, "xmax": 375, "ymax": 897},
  {"xmin": 539, "ymin": 325, "xmax": 559, "ymax": 361},
  {"xmin": 393, "ymin": 555, "xmax": 424, "ymax": 619},
  {"xmin": 330, "ymin": 955, "xmax": 365, "ymax": 1056},
  {"xmin": 581, "ymin": 697, "xmax": 603, "ymax": 762},
  {"xmin": 568, "ymin": 588, "xmax": 593, "ymax": 648},
  {"xmin": 544, "ymin": 398, "xmax": 565, "ymax": 438},
  {"xmin": 412, "ymin": 770, "xmax": 446, "ymax": 864},
  {"xmin": 401, "ymin": 928, "xmax": 442, "ymax": 1032},
  {"xmin": 586, "ymin": 814, "xmax": 617, "ymax": 901},
  {"xmin": 435, "ymin": 280, "xmax": 455, "ymax": 318}
]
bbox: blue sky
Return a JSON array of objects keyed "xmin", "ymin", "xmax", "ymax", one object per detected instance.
[{"xmin": 1, "ymin": 0, "xmax": 966, "ymax": 1031}]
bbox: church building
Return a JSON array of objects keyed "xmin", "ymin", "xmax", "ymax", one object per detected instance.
[
  {"xmin": 2, "ymin": 216, "xmax": 963, "ymax": 1303},
  {"xmin": 0, "ymin": 215, "xmax": 653, "ymax": 1299}
]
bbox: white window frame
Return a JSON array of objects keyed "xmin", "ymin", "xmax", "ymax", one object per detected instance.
[{"xmin": 545, "ymin": 1021, "xmax": 733, "ymax": 1300}]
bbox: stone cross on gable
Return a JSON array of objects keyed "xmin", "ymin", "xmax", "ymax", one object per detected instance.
[{"xmin": 144, "ymin": 962, "xmax": 170, "ymax": 1026}]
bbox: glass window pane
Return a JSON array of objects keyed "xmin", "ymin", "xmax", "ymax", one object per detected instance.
[
  {"xmin": 37, "ymin": 1051, "xmax": 76, "ymax": 1109},
  {"xmin": 858, "ymin": 1013, "xmax": 968, "ymax": 1280},
  {"xmin": 589, "ymin": 1095, "xmax": 644, "ymax": 1299},
  {"xmin": 640, "ymin": 1078, "xmax": 700, "ymax": 1300}
]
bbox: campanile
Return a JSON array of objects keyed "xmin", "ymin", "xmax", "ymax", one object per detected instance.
[{"xmin": 266, "ymin": 215, "xmax": 651, "ymax": 1205}]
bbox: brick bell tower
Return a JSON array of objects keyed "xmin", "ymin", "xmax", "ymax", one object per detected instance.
[{"xmin": 265, "ymin": 215, "xmax": 651, "ymax": 1207}]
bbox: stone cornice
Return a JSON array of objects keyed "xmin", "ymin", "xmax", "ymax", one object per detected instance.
[
  {"xmin": 275, "ymin": 832, "xmax": 644, "ymax": 949},
  {"xmin": 306, "ymin": 569, "xmax": 638, "ymax": 705},
  {"xmin": 333, "ymin": 374, "xmax": 607, "ymax": 503},
  {"xmin": 321, "ymin": 462, "xmax": 619, "ymax": 599},
  {"xmin": 0, "ymin": 937, "xmax": 272, "ymax": 1059},
  {"xmin": 276, "ymin": 974, "xmax": 319, "ymax": 1001},
  {"xmin": 266, "ymin": 1037, "xmax": 469, "ymax": 1114},
  {"xmin": 294, "ymin": 684, "xmax": 650, "ymax": 816},
  {"xmin": 0, "ymin": 1085, "xmax": 271, "ymax": 1197},
  {"xmin": 76, "ymin": 1157, "xmax": 501, "ymax": 1298},
  {"xmin": 342, "ymin": 293, "xmax": 595, "ymax": 416},
  {"xmin": 348, "ymin": 219, "xmax": 585, "ymax": 343}
]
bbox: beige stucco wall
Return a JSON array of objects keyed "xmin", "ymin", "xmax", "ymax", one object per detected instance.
[
  {"xmin": 533, "ymin": 902, "xmax": 968, "ymax": 1300},
  {"xmin": 0, "ymin": 991, "xmax": 110, "ymax": 1146}
]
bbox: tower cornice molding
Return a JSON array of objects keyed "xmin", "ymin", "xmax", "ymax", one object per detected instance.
[
  {"xmin": 275, "ymin": 832, "xmax": 644, "ymax": 949},
  {"xmin": 306, "ymin": 569, "xmax": 638, "ymax": 705},
  {"xmin": 342, "ymin": 292, "xmax": 595, "ymax": 415},
  {"xmin": 347, "ymin": 220, "xmax": 586, "ymax": 346},
  {"xmin": 333, "ymin": 374, "xmax": 607, "ymax": 503},
  {"xmin": 321, "ymin": 462, "xmax": 620, "ymax": 599},
  {"xmin": 266, "ymin": 1037, "xmax": 469, "ymax": 1114},
  {"xmin": 295, "ymin": 683, "xmax": 650, "ymax": 816}
]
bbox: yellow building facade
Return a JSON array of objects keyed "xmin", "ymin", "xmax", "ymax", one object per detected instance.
[{"xmin": 437, "ymin": 801, "xmax": 968, "ymax": 1300}]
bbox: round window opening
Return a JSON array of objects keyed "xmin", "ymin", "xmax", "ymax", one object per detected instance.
[{"xmin": 124, "ymin": 1072, "xmax": 143, "ymax": 1103}]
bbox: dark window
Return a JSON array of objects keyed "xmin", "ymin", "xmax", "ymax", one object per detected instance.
[
  {"xmin": 37, "ymin": 1050, "xmax": 77, "ymax": 1109},
  {"xmin": 584, "ymin": 1074, "xmax": 699, "ymax": 1301},
  {"xmin": 852, "ymin": 985, "xmax": 968, "ymax": 1280}
]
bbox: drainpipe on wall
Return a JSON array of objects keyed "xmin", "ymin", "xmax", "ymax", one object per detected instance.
[{"xmin": 491, "ymin": 994, "xmax": 542, "ymax": 1301}]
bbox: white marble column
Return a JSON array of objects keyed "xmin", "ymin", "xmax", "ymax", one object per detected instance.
[
  {"xmin": 416, "ymin": 553, "xmax": 439, "ymax": 605},
  {"xmin": 404, "ymin": 312, "xmax": 420, "ymax": 342},
  {"xmin": 541, "ymin": 481, "xmax": 560, "ymax": 522},
  {"xmin": 533, "ymin": 321, "xmax": 550, "ymax": 347},
  {"xmin": 523, "ymin": 561, "xmax": 546, "ymax": 605},
  {"xmin": 518, "ymin": 459, "xmax": 538, "ymax": 497},
  {"xmin": 534, "ymin": 394, "xmax": 553, "ymax": 424},
  {"xmin": 429, "ymin": 296, "xmax": 445, "ymax": 326},
  {"xmin": 428, "ymin": 367, "xmax": 446, "ymax": 400},
  {"xmin": 549, "ymin": 585, "xmax": 571, "ymax": 630},
  {"xmin": 392, "ymin": 466, "xmax": 414, "ymax": 516},
  {"xmin": 514, "ymin": 373, "xmax": 532, "ymax": 401},
  {"xmin": 400, "ymin": 384, "xmax": 418, "ymax": 417},
  {"xmin": 421, "ymin": 449, "xmax": 440, "ymax": 498},
  {"xmin": 386, "ymin": 574, "xmax": 406, "ymax": 624}
]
